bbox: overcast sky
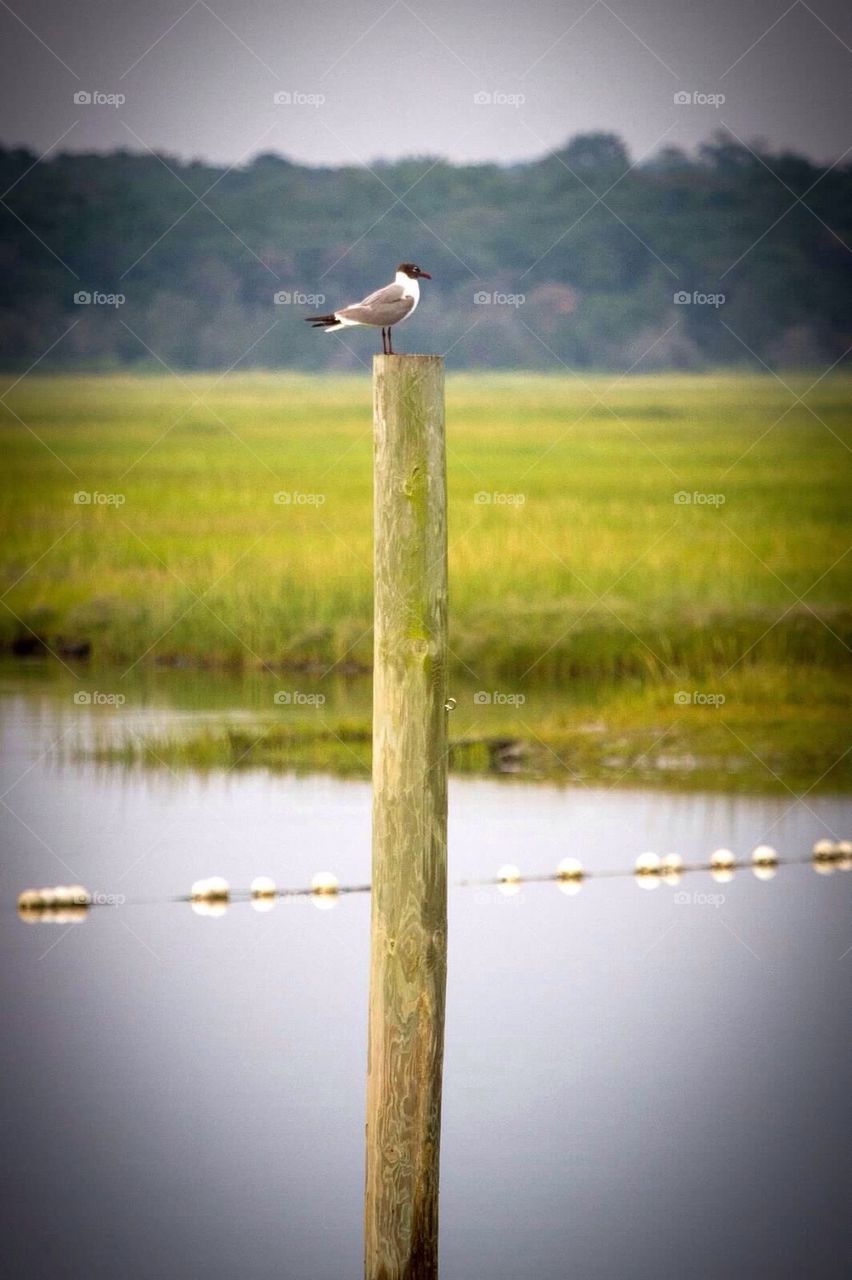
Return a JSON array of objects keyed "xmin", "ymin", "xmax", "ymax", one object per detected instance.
[{"xmin": 1, "ymin": 0, "xmax": 850, "ymax": 168}]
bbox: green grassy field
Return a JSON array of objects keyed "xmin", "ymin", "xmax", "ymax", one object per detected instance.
[{"xmin": 2, "ymin": 371, "xmax": 851, "ymax": 789}]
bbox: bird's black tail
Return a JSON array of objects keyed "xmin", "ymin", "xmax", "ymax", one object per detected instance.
[{"xmin": 305, "ymin": 313, "xmax": 338, "ymax": 328}]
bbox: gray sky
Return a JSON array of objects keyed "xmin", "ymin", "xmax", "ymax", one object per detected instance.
[{"xmin": 1, "ymin": 0, "xmax": 851, "ymax": 167}]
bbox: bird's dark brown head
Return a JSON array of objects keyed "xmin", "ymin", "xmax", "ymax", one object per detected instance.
[{"xmin": 396, "ymin": 262, "xmax": 431, "ymax": 279}]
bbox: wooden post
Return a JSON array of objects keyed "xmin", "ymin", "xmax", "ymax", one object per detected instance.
[{"xmin": 365, "ymin": 355, "xmax": 448, "ymax": 1280}]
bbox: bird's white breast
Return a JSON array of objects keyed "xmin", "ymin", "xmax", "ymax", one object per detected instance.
[{"xmin": 395, "ymin": 271, "xmax": 420, "ymax": 315}]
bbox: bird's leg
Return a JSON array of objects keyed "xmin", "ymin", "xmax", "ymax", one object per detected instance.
[
  {"xmin": 388, "ymin": 327, "xmax": 394, "ymax": 355},
  {"xmin": 381, "ymin": 327, "xmax": 387, "ymax": 355}
]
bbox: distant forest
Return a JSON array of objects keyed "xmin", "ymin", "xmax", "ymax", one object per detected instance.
[{"xmin": 1, "ymin": 132, "xmax": 849, "ymax": 371}]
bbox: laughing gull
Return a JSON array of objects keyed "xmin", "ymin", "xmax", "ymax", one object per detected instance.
[{"xmin": 305, "ymin": 262, "xmax": 431, "ymax": 354}]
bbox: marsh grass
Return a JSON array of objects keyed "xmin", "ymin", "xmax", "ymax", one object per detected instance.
[{"xmin": 3, "ymin": 371, "xmax": 850, "ymax": 789}]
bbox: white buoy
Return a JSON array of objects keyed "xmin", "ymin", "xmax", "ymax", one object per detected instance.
[
  {"xmin": 191, "ymin": 877, "xmax": 230, "ymax": 903},
  {"xmin": 311, "ymin": 871, "xmax": 339, "ymax": 896},
  {"xmin": 661, "ymin": 853, "xmax": 683, "ymax": 886},
  {"xmin": 496, "ymin": 864, "xmax": 521, "ymax": 896},
  {"xmin": 635, "ymin": 852, "xmax": 661, "ymax": 889},
  {"xmin": 812, "ymin": 839, "xmax": 839, "ymax": 873},
  {"xmin": 250, "ymin": 876, "xmax": 276, "ymax": 899},
  {"xmin": 556, "ymin": 857, "xmax": 583, "ymax": 896},
  {"xmin": 751, "ymin": 845, "xmax": 778, "ymax": 879},
  {"xmin": 310, "ymin": 872, "xmax": 340, "ymax": 911},
  {"xmin": 710, "ymin": 848, "xmax": 735, "ymax": 883},
  {"xmin": 836, "ymin": 840, "xmax": 852, "ymax": 871}
]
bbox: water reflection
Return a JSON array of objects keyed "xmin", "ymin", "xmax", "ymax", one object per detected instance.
[{"xmin": 1, "ymin": 681, "xmax": 851, "ymax": 1280}]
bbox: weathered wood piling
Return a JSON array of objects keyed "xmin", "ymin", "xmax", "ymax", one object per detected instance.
[{"xmin": 365, "ymin": 355, "xmax": 448, "ymax": 1279}]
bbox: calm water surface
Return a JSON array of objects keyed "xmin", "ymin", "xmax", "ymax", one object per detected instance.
[{"xmin": 1, "ymin": 678, "xmax": 851, "ymax": 1279}]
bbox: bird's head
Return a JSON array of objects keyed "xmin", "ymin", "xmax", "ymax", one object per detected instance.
[{"xmin": 396, "ymin": 262, "xmax": 431, "ymax": 280}]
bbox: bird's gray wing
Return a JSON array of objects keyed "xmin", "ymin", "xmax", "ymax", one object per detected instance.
[{"xmin": 337, "ymin": 282, "xmax": 413, "ymax": 327}]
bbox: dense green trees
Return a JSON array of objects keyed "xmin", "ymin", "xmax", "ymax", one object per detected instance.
[{"xmin": 1, "ymin": 132, "xmax": 849, "ymax": 370}]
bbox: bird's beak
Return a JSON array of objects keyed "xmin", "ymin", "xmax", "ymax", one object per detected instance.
[{"xmin": 419, "ymin": 270, "xmax": 431, "ymax": 279}]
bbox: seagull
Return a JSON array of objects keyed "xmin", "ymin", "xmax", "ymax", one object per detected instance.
[{"xmin": 305, "ymin": 262, "xmax": 431, "ymax": 354}]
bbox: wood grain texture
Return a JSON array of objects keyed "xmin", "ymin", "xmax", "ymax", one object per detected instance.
[{"xmin": 365, "ymin": 356, "xmax": 448, "ymax": 1280}]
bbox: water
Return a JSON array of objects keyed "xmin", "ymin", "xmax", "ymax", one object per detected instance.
[{"xmin": 1, "ymin": 676, "xmax": 851, "ymax": 1279}]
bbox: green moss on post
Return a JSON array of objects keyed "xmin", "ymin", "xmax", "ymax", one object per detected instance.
[{"xmin": 365, "ymin": 355, "xmax": 448, "ymax": 1280}]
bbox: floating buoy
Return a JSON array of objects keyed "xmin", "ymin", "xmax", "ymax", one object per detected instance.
[
  {"xmin": 251, "ymin": 876, "xmax": 276, "ymax": 899},
  {"xmin": 661, "ymin": 853, "xmax": 683, "ymax": 886},
  {"xmin": 710, "ymin": 848, "xmax": 735, "ymax": 883},
  {"xmin": 16, "ymin": 885, "xmax": 91, "ymax": 918},
  {"xmin": 496, "ymin": 864, "xmax": 521, "ymax": 884},
  {"xmin": 812, "ymin": 839, "xmax": 840, "ymax": 873},
  {"xmin": 751, "ymin": 845, "xmax": 778, "ymax": 880},
  {"xmin": 811, "ymin": 840, "xmax": 838, "ymax": 875},
  {"xmin": 556, "ymin": 857, "xmax": 583, "ymax": 896},
  {"xmin": 634, "ymin": 852, "xmax": 661, "ymax": 889},
  {"xmin": 495, "ymin": 864, "xmax": 521, "ymax": 897},
  {"xmin": 311, "ymin": 871, "xmax": 339, "ymax": 895},
  {"xmin": 837, "ymin": 840, "xmax": 852, "ymax": 871},
  {"xmin": 191, "ymin": 877, "xmax": 230, "ymax": 903},
  {"xmin": 310, "ymin": 872, "xmax": 340, "ymax": 910}
]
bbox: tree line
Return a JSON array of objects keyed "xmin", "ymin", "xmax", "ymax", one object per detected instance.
[{"xmin": 1, "ymin": 132, "xmax": 849, "ymax": 371}]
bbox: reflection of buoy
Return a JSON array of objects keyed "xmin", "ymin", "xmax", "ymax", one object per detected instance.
[
  {"xmin": 635, "ymin": 853, "xmax": 661, "ymax": 889},
  {"xmin": 661, "ymin": 854, "xmax": 683, "ymax": 886},
  {"xmin": 191, "ymin": 899, "xmax": 228, "ymax": 918},
  {"xmin": 710, "ymin": 848, "xmax": 735, "ymax": 883},
  {"xmin": 252, "ymin": 896, "xmax": 276, "ymax": 913},
  {"xmin": 751, "ymin": 845, "xmax": 778, "ymax": 880},
  {"xmin": 251, "ymin": 876, "xmax": 276, "ymax": 899}
]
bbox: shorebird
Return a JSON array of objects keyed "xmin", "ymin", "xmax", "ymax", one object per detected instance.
[{"xmin": 305, "ymin": 262, "xmax": 431, "ymax": 354}]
